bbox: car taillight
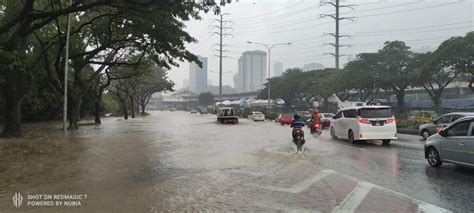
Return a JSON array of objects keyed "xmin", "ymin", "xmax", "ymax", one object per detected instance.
[
  {"xmin": 314, "ymin": 123, "xmax": 320, "ymax": 128},
  {"xmin": 386, "ymin": 116, "xmax": 396, "ymax": 124},
  {"xmin": 356, "ymin": 116, "xmax": 370, "ymax": 124}
]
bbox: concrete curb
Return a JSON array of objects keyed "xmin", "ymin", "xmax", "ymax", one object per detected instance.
[{"xmin": 397, "ymin": 128, "xmax": 419, "ymax": 135}]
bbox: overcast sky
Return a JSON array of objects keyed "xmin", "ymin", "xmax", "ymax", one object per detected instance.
[{"xmin": 168, "ymin": 0, "xmax": 473, "ymax": 90}]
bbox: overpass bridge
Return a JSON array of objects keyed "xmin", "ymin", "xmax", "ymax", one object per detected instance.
[
  {"xmin": 148, "ymin": 91, "xmax": 261, "ymax": 109},
  {"xmin": 183, "ymin": 91, "xmax": 260, "ymax": 101}
]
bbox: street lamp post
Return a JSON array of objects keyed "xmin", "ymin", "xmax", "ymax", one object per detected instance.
[
  {"xmin": 247, "ymin": 41, "xmax": 292, "ymax": 108},
  {"xmin": 63, "ymin": 0, "xmax": 72, "ymax": 133}
]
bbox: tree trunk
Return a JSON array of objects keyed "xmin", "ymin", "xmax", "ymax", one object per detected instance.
[
  {"xmin": 141, "ymin": 103, "xmax": 146, "ymax": 114},
  {"xmin": 469, "ymin": 76, "xmax": 473, "ymax": 92},
  {"xmin": 0, "ymin": 66, "xmax": 28, "ymax": 138},
  {"xmin": 130, "ymin": 96, "xmax": 135, "ymax": 118},
  {"xmin": 433, "ymin": 97, "xmax": 441, "ymax": 112},
  {"xmin": 1, "ymin": 83, "xmax": 23, "ymax": 138},
  {"xmin": 69, "ymin": 95, "xmax": 81, "ymax": 130},
  {"xmin": 395, "ymin": 89, "xmax": 406, "ymax": 113},
  {"xmin": 94, "ymin": 100, "xmax": 101, "ymax": 124},
  {"xmin": 123, "ymin": 102, "xmax": 128, "ymax": 120}
]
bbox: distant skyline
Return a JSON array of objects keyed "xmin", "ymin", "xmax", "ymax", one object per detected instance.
[
  {"xmin": 189, "ymin": 55, "xmax": 208, "ymax": 94},
  {"xmin": 168, "ymin": 0, "xmax": 473, "ymax": 90}
]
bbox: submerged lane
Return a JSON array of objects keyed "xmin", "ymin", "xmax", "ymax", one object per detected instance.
[{"xmin": 0, "ymin": 111, "xmax": 472, "ymax": 212}]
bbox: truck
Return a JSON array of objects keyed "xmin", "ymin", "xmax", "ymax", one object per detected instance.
[{"xmin": 216, "ymin": 107, "xmax": 238, "ymax": 124}]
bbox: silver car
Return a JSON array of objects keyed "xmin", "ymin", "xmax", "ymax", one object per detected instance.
[
  {"xmin": 424, "ymin": 116, "xmax": 474, "ymax": 167},
  {"xmin": 418, "ymin": 112, "xmax": 474, "ymax": 140}
]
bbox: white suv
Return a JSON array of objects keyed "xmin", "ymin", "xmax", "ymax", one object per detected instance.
[{"xmin": 330, "ymin": 106, "xmax": 397, "ymax": 144}]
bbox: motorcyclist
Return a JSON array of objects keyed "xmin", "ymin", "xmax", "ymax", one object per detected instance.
[
  {"xmin": 311, "ymin": 109, "xmax": 321, "ymax": 130},
  {"xmin": 291, "ymin": 114, "xmax": 305, "ymax": 141}
]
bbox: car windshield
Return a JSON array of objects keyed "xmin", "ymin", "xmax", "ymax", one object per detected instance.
[{"xmin": 359, "ymin": 108, "xmax": 392, "ymax": 118}]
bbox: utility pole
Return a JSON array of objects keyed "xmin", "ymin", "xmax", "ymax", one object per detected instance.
[
  {"xmin": 212, "ymin": 13, "xmax": 231, "ymax": 104},
  {"xmin": 63, "ymin": 0, "xmax": 72, "ymax": 133},
  {"xmin": 320, "ymin": 0, "xmax": 354, "ymax": 69}
]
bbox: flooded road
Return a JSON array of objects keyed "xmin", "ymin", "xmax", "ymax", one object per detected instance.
[{"xmin": 1, "ymin": 111, "xmax": 473, "ymax": 212}]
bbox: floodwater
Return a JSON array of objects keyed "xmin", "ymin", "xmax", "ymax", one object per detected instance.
[{"xmin": 0, "ymin": 111, "xmax": 473, "ymax": 212}]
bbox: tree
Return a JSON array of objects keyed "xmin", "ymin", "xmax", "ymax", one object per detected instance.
[
  {"xmin": 305, "ymin": 69, "xmax": 339, "ymax": 107},
  {"xmin": 258, "ymin": 68, "xmax": 306, "ymax": 108},
  {"xmin": 0, "ymin": 0, "xmax": 226, "ymax": 137},
  {"xmin": 136, "ymin": 65, "xmax": 174, "ymax": 114},
  {"xmin": 377, "ymin": 41, "xmax": 418, "ymax": 112},
  {"xmin": 432, "ymin": 32, "xmax": 474, "ymax": 92},
  {"xmin": 417, "ymin": 52, "xmax": 457, "ymax": 110},
  {"xmin": 342, "ymin": 53, "xmax": 382, "ymax": 102},
  {"xmin": 198, "ymin": 92, "xmax": 215, "ymax": 106}
]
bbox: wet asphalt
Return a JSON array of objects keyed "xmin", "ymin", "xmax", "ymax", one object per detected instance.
[{"xmin": 0, "ymin": 111, "xmax": 473, "ymax": 212}]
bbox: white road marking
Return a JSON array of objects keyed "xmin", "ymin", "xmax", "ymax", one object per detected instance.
[
  {"xmin": 417, "ymin": 203, "xmax": 451, "ymax": 213},
  {"xmin": 248, "ymin": 169, "xmax": 335, "ymax": 193},
  {"xmin": 333, "ymin": 172, "xmax": 452, "ymax": 213},
  {"xmin": 244, "ymin": 167, "xmax": 452, "ymax": 213},
  {"xmin": 332, "ymin": 181, "xmax": 374, "ymax": 213},
  {"xmin": 288, "ymin": 169, "xmax": 335, "ymax": 193}
]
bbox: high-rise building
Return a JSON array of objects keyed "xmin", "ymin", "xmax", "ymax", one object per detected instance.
[
  {"xmin": 189, "ymin": 56, "xmax": 208, "ymax": 94},
  {"xmin": 235, "ymin": 50, "xmax": 266, "ymax": 93},
  {"xmin": 273, "ymin": 62, "xmax": 283, "ymax": 77},
  {"xmin": 233, "ymin": 73, "xmax": 241, "ymax": 93},
  {"xmin": 183, "ymin": 79, "xmax": 189, "ymax": 88},
  {"xmin": 302, "ymin": 63, "xmax": 324, "ymax": 72}
]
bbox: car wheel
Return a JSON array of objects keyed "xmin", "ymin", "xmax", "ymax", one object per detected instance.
[
  {"xmin": 427, "ymin": 147, "xmax": 442, "ymax": 167},
  {"xmin": 382, "ymin": 140, "xmax": 391, "ymax": 145},
  {"xmin": 330, "ymin": 127, "xmax": 337, "ymax": 139},
  {"xmin": 348, "ymin": 130, "xmax": 356, "ymax": 144},
  {"xmin": 422, "ymin": 130, "xmax": 430, "ymax": 140}
]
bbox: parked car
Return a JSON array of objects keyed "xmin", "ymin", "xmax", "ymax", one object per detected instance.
[
  {"xmin": 330, "ymin": 106, "xmax": 397, "ymax": 145},
  {"xmin": 279, "ymin": 114, "xmax": 294, "ymax": 125},
  {"xmin": 199, "ymin": 109, "xmax": 208, "ymax": 114},
  {"xmin": 418, "ymin": 112, "xmax": 474, "ymax": 140},
  {"xmin": 170, "ymin": 108, "xmax": 176, "ymax": 112},
  {"xmin": 319, "ymin": 113, "xmax": 335, "ymax": 129},
  {"xmin": 190, "ymin": 109, "xmax": 198, "ymax": 113},
  {"xmin": 424, "ymin": 116, "xmax": 474, "ymax": 167},
  {"xmin": 248, "ymin": 111, "xmax": 265, "ymax": 121}
]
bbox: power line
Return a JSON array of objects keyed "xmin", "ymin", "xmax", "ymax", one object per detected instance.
[
  {"xmin": 230, "ymin": 1, "xmax": 305, "ymax": 21},
  {"xmin": 232, "ymin": 5, "xmax": 318, "ymax": 24},
  {"xmin": 341, "ymin": 1, "xmax": 421, "ymax": 15},
  {"xmin": 233, "ymin": 20, "xmax": 334, "ymax": 36},
  {"xmin": 353, "ymin": 25, "xmax": 471, "ymax": 37},
  {"xmin": 232, "ymin": 15, "xmax": 319, "ymax": 32},
  {"xmin": 356, "ymin": 1, "xmax": 461, "ymax": 19},
  {"xmin": 352, "ymin": 21, "xmax": 472, "ymax": 34},
  {"xmin": 350, "ymin": 36, "xmax": 453, "ymax": 46},
  {"xmin": 191, "ymin": 33, "xmax": 217, "ymax": 54}
]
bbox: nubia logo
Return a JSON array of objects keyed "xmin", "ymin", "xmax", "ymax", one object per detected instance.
[{"xmin": 12, "ymin": 193, "xmax": 23, "ymax": 208}]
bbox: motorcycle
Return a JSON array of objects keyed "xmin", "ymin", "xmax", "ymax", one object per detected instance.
[
  {"xmin": 292, "ymin": 127, "xmax": 305, "ymax": 152},
  {"xmin": 307, "ymin": 121, "xmax": 322, "ymax": 135}
]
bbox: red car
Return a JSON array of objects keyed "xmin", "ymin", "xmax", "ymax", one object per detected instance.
[
  {"xmin": 319, "ymin": 113, "xmax": 335, "ymax": 129},
  {"xmin": 279, "ymin": 114, "xmax": 294, "ymax": 125}
]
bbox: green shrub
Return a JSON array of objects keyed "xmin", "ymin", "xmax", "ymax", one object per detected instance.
[{"xmin": 102, "ymin": 93, "xmax": 119, "ymax": 114}]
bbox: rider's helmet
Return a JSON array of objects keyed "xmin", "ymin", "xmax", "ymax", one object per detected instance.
[{"xmin": 294, "ymin": 114, "xmax": 300, "ymax": 120}]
